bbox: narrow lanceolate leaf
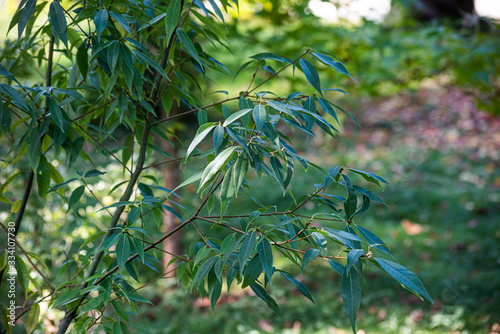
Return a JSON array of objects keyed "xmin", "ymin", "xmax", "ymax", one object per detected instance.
[
  {"xmin": 49, "ymin": 97, "xmax": 65, "ymax": 132},
  {"xmin": 109, "ymin": 11, "xmax": 131, "ymax": 35},
  {"xmin": 280, "ymin": 272, "xmax": 315, "ymax": 304},
  {"xmin": 312, "ymin": 52, "xmax": 357, "ymax": 82},
  {"xmin": 77, "ymin": 41, "xmax": 89, "ymax": 79},
  {"xmin": 165, "ymin": 0, "xmax": 181, "ymax": 42},
  {"xmin": 15, "ymin": 257, "xmax": 29, "ymax": 297},
  {"xmin": 36, "ymin": 155, "xmax": 51, "ymax": 197},
  {"xmin": 193, "ymin": 256, "xmax": 217, "ymax": 286},
  {"xmin": 257, "ymin": 237, "xmax": 273, "ymax": 283},
  {"xmin": 345, "ymin": 249, "xmax": 364, "ymax": 274},
  {"xmin": 317, "ymin": 97, "xmax": 339, "ymax": 125},
  {"xmin": 375, "ymin": 258, "xmax": 434, "ymax": 305},
  {"xmin": 220, "ymin": 165, "xmax": 235, "ymax": 202},
  {"xmin": 356, "ymin": 225, "xmax": 393, "ymax": 258},
  {"xmin": 347, "ymin": 168, "xmax": 389, "ymax": 188},
  {"xmin": 252, "ymin": 105, "xmax": 267, "ymax": 132},
  {"xmin": 0, "ymin": 83, "xmax": 30, "ymax": 112},
  {"xmin": 250, "ymin": 283, "xmax": 283, "ymax": 319},
  {"xmin": 24, "ymin": 302, "xmax": 40, "ymax": 334},
  {"xmin": 342, "ymin": 267, "xmax": 361, "ymax": 334},
  {"xmin": 107, "ymin": 41, "xmax": 120, "ymax": 74},
  {"xmin": 176, "ymin": 28, "xmax": 203, "ymax": 68},
  {"xmin": 18, "ymin": 0, "xmax": 37, "ymax": 39},
  {"xmin": 68, "ymin": 185, "xmax": 85, "ymax": 212},
  {"xmin": 213, "ymin": 125, "xmax": 225, "ymax": 153},
  {"xmin": 223, "ymin": 108, "xmax": 252, "ymax": 127},
  {"xmin": 299, "ymin": 59, "xmax": 322, "ymax": 96},
  {"xmin": 94, "ymin": 9, "xmax": 108, "ymax": 40},
  {"xmin": 116, "ymin": 235, "xmax": 130, "ymax": 272},
  {"xmin": 232, "ymin": 153, "xmax": 249, "ymax": 197},
  {"xmin": 239, "ymin": 231, "xmax": 256, "ymax": 272},
  {"xmin": 199, "ymin": 147, "xmax": 237, "ymax": 191},
  {"xmin": 186, "ymin": 123, "xmax": 217, "ymax": 158},
  {"xmin": 49, "ymin": 2, "xmax": 68, "ymax": 48},
  {"xmin": 301, "ymin": 248, "xmax": 320, "ymax": 273},
  {"xmin": 342, "ymin": 174, "xmax": 357, "ymax": 220}
]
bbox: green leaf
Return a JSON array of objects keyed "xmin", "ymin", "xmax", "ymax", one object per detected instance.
[
  {"xmin": 116, "ymin": 235, "xmax": 130, "ymax": 272},
  {"xmin": 109, "ymin": 11, "xmax": 131, "ymax": 35},
  {"xmin": 176, "ymin": 28, "xmax": 203, "ymax": 69},
  {"xmin": 165, "ymin": 0, "xmax": 181, "ymax": 42},
  {"xmin": 97, "ymin": 201, "xmax": 135, "ymax": 212},
  {"xmin": 171, "ymin": 170, "xmax": 203, "ymax": 193},
  {"xmin": 301, "ymin": 248, "xmax": 319, "ymax": 273},
  {"xmin": 249, "ymin": 283, "xmax": 283, "ymax": 319},
  {"xmin": 36, "ymin": 155, "xmax": 51, "ymax": 197},
  {"xmin": 345, "ymin": 249, "xmax": 363, "ymax": 274},
  {"xmin": 257, "ymin": 237, "xmax": 273, "ymax": 283},
  {"xmin": 299, "ymin": 59, "xmax": 322, "ymax": 96},
  {"xmin": 220, "ymin": 165, "xmax": 235, "ymax": 202},
  {"xmin": 223, "ymin": 108, "xmax": 252, "ymax": 127},
  {"xmin": 252, "ymin": 105, "xmax": 267, "ymax": 132},
  {"xmin": 317, "ymin": 97, "xmax": 339, "ymax": 125},
  {"xmin": 18, "ymin": 0, "xmax": 37, "ymax": 39},
  {"xmin": 193, "ymin": 256, "xmax": 217, "ymax": 286},
  {"xmin": 103, "ymin": 233, "xmax": 121, "ymax": 251},
  {"xmin": 186, "ymin": 123, "xmax": 217, "ymax": 158},
  {"xmin": 374, "ymin": 258, "xmax": 434, "ymax": 305},
  {"xmin": 312, "ymin": 52, "xmax": 357, "ymax": 82},
  {"xmin": 107, "ymin": 41, "xmax": 120, "ymax": 75},
  {"xmin": 49, "ymin": 2, "xmax": 68, "ymax": 48},
  {"xmin": 53, "ymin": 289, "xmax": 80, "ymax": 308},
  {"xmin": 134, "ymin": 51, "xmax": 170, "ymax": 82},
  {"xmin": 77, "ymin": 40, "xmax": 89, "ymax": 79},
  {"xmin": 280, "ymin": 272, "xmax": 315, "ymax": 304},
  {"xmin": 15, "ymin": 257, "xmax": 29, "ymax": 297},
  {"xmin": 68, "ymin": 185, "xmax": 85, "ymax": 212},
  {"xmin": 356, "ymin": 225, "xmax": 393, "ymax": 258},
  {"xmin": 348, "ymin": 168, "xmax": 389, "ymax": 187},
  {"xmin": 342, "ymin": 174, "xmax": 357, "ymax": 220},
  {"xmin": 24, "ymin": 302, "xmax": 40, "ymax": 334},
  {"xmin": 0, "ymin": 83, "xmax": 30, "ymax": 113},
  {"xmin": 242, "ymin": 255, "xmax": 263, "ymax": 288},
  {"xmin": 342, "ymin": 267, "xmax": 361, "ymax": 334},
  {"xmin": 329, "ymin": 260, "xmax": 345, "ymax": 276},
  {"xmin": 85, "ymin": 169, "xmax": 106, "ymax": 178},
  {"xmin": 94, "ymin": 9, "xmax": 108, "ymax": 40},
  {"xmin": 213, "ymin": 125, "xmax": 225, "ymax": 153},
  {"xmin": 199, "ymin": 147, "xmax": 237, "ymax": 191},
  {"xmin": 49, "ymin": 178, "xmax": 78, "ymax": 193},
  {"xmin": 207, "ymin": 0, "xmax": 225, "ymax": 23},
  {"xmin": 239, "ymin": 231, "xmax": 256, "ymax": 272},
  {"xmin": 48, "ymin": 97, "xmax": 65, "ymax": 133},
  {"xmin": 225, "ymin": 127, "xmax": 250, "ymax": 158},
  {"xmin": 232, "ymin": 152, "xmax": 249, "ymax": 197}
]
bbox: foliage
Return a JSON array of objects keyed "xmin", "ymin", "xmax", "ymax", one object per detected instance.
[{"xmin": 0, "ymin": 1, "xmax": 434, "ymax": 333}]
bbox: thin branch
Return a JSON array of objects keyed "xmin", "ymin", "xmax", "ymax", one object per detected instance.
[
  {"xmin": 81, "ymin": 178, "xmax": 112, "ymax": 216},
  {"xmin": 1, "ymin": 223, "xmax": 55, "ymax": 292},
  {"xmin": 249, "ymin": 48, "xmax": 311, "ymax": 94},
  {"xmin": 13, "ymin": 169, "xmax": 34, "ymax": 236},
  {"xmin": 71, "ymin": 120, "xmax": 132, "ymax": 174}
]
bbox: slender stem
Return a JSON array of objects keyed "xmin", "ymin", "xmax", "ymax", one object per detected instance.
[
  {"xmin": 152, "ymin": 95, "xmax": 244, "ymax": 126},
  {"xmin": 13, "ymin": 169, "xmax": 34, "ymax": 236},
  {"xmin": 72, "ymin": 120, "xmax": 132, "ymax": 173}
]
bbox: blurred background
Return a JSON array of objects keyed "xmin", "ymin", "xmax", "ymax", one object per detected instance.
[{"xmin": 1, "ymin": 0, "xmax": 499, "ymax": 333}]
